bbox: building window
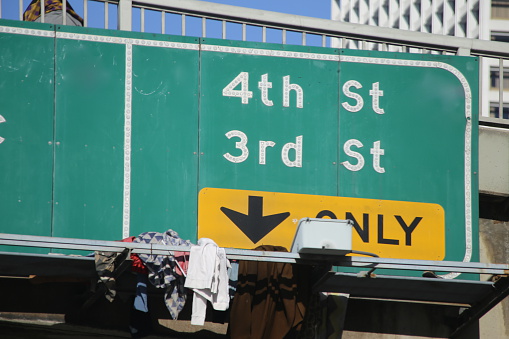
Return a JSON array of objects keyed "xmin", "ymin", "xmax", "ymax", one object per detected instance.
[
  {"xmin": 490, "ymin": 67, "xmax": 509, "ymax": 89},
  {"xmin": 490, "ymin": 103, "xmax": 509, "ymax": 119},
  {"xmin": 492, "ymin": 1, "xmax": 509, "ymax": 20},
  {"xmin": 491, "ymin": 32, "xmax": 509, "ymax": 43}
]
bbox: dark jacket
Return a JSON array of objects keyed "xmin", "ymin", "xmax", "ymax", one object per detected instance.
[{"xmin": 229, "ymin": 245, "xmax": 311, "ymax": 339}]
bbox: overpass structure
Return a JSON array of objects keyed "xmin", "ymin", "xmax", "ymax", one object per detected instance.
[{"xmin": 0, "ymin": 0, "xmax": 509, "ymax": 338}]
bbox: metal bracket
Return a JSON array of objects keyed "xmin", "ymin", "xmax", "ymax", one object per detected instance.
[
  {"xmin": 357, "ymin": 268, "xmax": 377, "ymax": 278},
  {"xmin": 456, "ymin": 47, "xmax": 471, "ymax": 56},
  {"xmin": 311, "ymin": 264, "xmax": 334, "ymax": 293},
  {"xmin": 452, "ymin": 276, "xmax": 509, "ymax": 337}
]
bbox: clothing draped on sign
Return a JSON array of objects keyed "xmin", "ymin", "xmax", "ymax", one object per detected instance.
[
  {"xmin": 121, "ymin": 236, "xmax": 148, "ymax": 274},
  {"xmin": 228, "ymin": 260, "xmax": 239, "ymax": 300},
  {"xmin": 95, "ymin": 230, "xmax": 311, "ymax": 333},
  {"xmin": 94, "ymin": 248, "xmax": 131, "ymax": 302},
  {"xmin": 129, "ymin": 273, "xmax": 152, "ymax": 338},
  {"xmin": 133, "ymin": 229, "xmax": 192, "ymax": 320},
  {"xmin": 228, "ymin": 245, "xmax": 313, "ymax": 339},
  {"xmin": 184, "ymin": 238, "xmax": 231, "ymax": 326}
]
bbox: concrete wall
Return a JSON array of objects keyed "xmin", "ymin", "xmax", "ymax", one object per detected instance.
[
  {"xmin": 479, "ymin": 126, "xmax": 509, "ymax": 196},
  {"xmin": 479, "ymin": 218, "xmax": 509, "ymax": 338}
]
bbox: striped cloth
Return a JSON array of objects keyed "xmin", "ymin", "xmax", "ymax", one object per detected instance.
[{"xmin": 134, "ymin": 229, "xmax": 192, "ymax": 320}]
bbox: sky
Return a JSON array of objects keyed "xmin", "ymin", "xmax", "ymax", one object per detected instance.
[
  {"xmin": 0, "ymin": 0, "xmax": 331, "ymax": 46},
  {"xmin": 203, "ymin": 0, "xmax": 330, "ymax": 19}
]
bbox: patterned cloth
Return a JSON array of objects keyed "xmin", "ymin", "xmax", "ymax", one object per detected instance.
[
  {"xmin": 229, "ymin": 245, "xmax": 312, "ymax": 339},
  {"xmin": 94, "ymin": 248, "xmax": 130, "ymax": 302},
  {"xmin": 23, "ymin": 0, "xmax": 84, "ymax": 25},
  {"xmin": 133, "ymin": 229, "xmax": 192, "ymax": 320},
  {"xmin": 228, "ymin": 260, "xmax": 239, "ymax": 300}
]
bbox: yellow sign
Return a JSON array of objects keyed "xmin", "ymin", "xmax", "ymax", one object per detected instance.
[{"xmin": 198, "ymin": 188, "xmax": 445, "ymax": 260}]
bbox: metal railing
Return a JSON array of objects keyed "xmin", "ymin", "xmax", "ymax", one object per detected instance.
[
  {"xmin": 1, "ymin": 0, "xmax": 508, "ymax": 123},
  {"xmin": 1, "ymin": 232, "xmax": 508, "ymax": 274}
]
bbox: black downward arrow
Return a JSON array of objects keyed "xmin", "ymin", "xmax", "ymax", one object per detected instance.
[{"xmin": 220, "ymin": 196, "xmax": 290, "ymax": 244}]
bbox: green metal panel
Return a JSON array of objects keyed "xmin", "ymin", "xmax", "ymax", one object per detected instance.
[
  {"xmin": 53, "ymin": 26, "xmax": 200, "ymax": 242},
  {"xmin": 338, "ymin": 50, "xmax": 479, "ymax": 269},
  {"xmin": 0, "ymin": 20, "xmax": 55, "ymax": 253},
  {"xmin": 0, "ymin": 21, "xmax": 479, "ymax": 274},
  {"xmin": 53, "ymin": 26, "xmax": 127, "ymax": 241},
  {"xmin": 129, "ymin": 36, "xmax": 200, "ymax": 241},
  {"xmin": 199, "ymin": 38, "xmax": 340, "ymax": 196}
]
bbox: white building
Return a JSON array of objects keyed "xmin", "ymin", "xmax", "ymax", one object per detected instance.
[{"xmin": 331, "ymin": 0, "xmax": 509, "ymax": 119}]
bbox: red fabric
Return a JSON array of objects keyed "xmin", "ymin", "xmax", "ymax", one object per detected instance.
[
  {"xmin": 174, "ymin": 251, "xmax": 190, "ymax": 276},
  {"xmin": 121, "ymin": 236, "xmax": 148, "ymax": 274}
]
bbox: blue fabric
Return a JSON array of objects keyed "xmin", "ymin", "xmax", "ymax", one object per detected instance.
[{"xmin": 134, "ymin": 274, "xmax": 149, "ymax": 313}]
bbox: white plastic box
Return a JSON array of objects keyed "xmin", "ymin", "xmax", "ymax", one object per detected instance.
[{"xmin": 291, "ymin": 218, "xmax": 353, "ymax": 255}]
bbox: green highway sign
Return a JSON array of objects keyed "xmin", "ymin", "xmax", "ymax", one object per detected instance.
[{"xmin": 0, "ymin": 20, "xmax": 478, "ymax": 272}]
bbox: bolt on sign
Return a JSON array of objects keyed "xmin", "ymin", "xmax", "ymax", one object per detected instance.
[{"xmin": 0, "ymin": 22, "xmax": 478, "ymax": 269}]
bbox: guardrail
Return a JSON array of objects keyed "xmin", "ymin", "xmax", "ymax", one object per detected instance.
[
  {"xmin": 1, "ymin": 233, "xmax": 508, "ymax": 275},
  {"xmin": 1, "ymin": 0, "xmax": 508, "ymax": 122}
]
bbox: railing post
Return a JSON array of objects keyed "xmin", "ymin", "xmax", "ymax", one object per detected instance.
[
  {"xmin": 118, "ymin": 0, "xmax": 132, "ymax": 31},
  {"xmin": 456, "ymin": 47, "xmax": 472, "ymax": 56}
]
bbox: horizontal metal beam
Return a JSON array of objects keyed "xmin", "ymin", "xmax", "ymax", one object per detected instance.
[
  {"xmin": 300, "ymin": 253, "xmax": 509, "ymax": 275},
  {"xmin": 0, "ymin": 233, "xmax": 191, "ymax": 255},
  {"xmin": 1, "ymin": 233, "xmax": 508, "ymax": 275},
  {"xmin": 132, "ymin": 0, "xmax": 509, "ymax": 58},
  {"xmin": 479, "ymin": 116, "xmax": 509, "ymax": 128}
]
